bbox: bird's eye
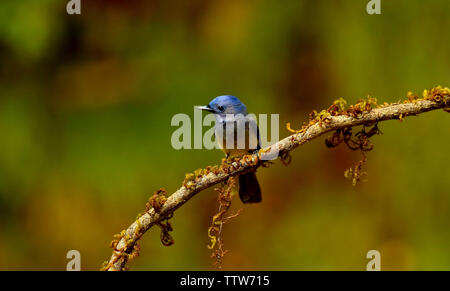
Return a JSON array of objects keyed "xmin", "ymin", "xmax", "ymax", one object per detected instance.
[{"xmin": 217, "ymin": 105, "xmax": 224, "ymax": 112}]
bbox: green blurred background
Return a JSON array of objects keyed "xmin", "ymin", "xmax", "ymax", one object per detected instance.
[{"xmin": 0, "ymin": 0, "xmax": 449, "ymax": 270}]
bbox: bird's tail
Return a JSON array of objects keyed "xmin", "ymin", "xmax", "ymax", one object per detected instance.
[{"xmin": 239, "ymin": 172, "xmax": 262, "ymax": 203}]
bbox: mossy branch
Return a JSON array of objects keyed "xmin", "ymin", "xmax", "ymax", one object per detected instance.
[{"xmin": 103, "ymin": 86, "xmax": 450, "ymax": 271}]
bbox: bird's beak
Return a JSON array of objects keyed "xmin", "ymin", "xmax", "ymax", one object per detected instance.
[{"xmin": 196, "ymin": 105, "xmax": 215, "ymax": 113}]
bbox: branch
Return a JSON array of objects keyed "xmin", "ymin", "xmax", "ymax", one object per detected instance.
[{"xmin": 103, "ymin": 86, "xmax": 450, "ymax": 271}]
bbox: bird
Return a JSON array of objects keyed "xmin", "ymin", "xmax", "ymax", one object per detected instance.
[{"xmin": 197, "ymin": 95, "xmax": 262, "ymax": 203}]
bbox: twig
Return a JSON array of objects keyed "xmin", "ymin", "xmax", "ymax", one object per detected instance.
[{"xmin": 103, "ymin": 86, "xmax": 449, "ymax": 271}]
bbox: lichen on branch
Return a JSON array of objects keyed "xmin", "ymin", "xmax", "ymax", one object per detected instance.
[{"xmin": 103, "ymin": 86, "xmax": 450, "ymax": 271}]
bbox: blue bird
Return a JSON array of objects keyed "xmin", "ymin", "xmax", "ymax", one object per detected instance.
[{"xmin": 198, "ymin": 95, "xmax": 262, "ymax": 203}]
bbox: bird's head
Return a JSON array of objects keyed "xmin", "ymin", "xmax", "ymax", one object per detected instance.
[{"xmin": 197, "ymin": 95, "xmax": 248, "ymax": 116}]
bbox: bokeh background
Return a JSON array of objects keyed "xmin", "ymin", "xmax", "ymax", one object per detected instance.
[{"xmin": 0, "ymin": 0, "xmax": 449, "ymax": 270}]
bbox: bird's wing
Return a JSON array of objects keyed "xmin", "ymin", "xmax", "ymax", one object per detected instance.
[{"xmin": 246, "ymin": 116, "xmax": 261, "ymax": 151}]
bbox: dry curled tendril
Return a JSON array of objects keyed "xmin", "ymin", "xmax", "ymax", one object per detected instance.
[
  {"xmin": 146, "ymin": 188, "xmax": 175, "ymax": 247},
  {"xmin": 325, "ymin": 123, "xmax": 381, "ymax": 186},
  {"xmin": 207, "ymin": 177, "xmax": 242, "ymax": 269}
]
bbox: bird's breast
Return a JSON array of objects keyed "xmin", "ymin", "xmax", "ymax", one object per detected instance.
[{"xmin": 214, "ymin": 117, "xmax": 259, "ymax": 158}]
